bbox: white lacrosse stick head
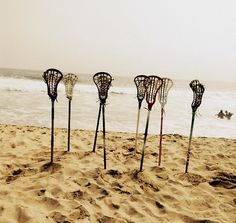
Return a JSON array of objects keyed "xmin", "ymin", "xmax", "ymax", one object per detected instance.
[
  {"xmin": 158, "ymin": 78, "xmax": 173, "ymax": 107},
  {"xmin": 63, "ymin": 73, "xmax": 78, "ymax": 100}
]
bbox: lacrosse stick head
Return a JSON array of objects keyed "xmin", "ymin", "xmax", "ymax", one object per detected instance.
[
  {"xmin": 190, "ymin": 80, "xmax": 205, "ymax": 112},
  {"xmin": 158, "ymin": 78, "xmax": 173, "ymax": 107},
  {"xmin": 145, "ymin": 76, "xmax": 163, "ymax": 110},
  {"xmin": 93, "ymin": 72, "xmax": 112, "ymax": 104},
  {"xmin": 43, "ymin": 68, "xmax": 63, "ymax": 101},
  {"xmin": 63, "ymin": 73, "xmax": 78, "ymax": 100},
  {"xmin": 134, "ymin": 75, "xmax": 148, "ymax": 108}
]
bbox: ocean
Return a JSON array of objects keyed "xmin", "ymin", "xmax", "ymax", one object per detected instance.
[{"xmin": 0, "ymin": 68, "xmax": 235, "ymax": 139}]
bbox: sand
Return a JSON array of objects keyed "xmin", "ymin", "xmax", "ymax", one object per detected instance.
[{"xmin": 0, "ymin": 124, "xmax": 235, "ymax": 223}]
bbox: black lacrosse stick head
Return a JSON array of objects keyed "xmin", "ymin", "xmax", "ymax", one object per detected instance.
[
  {"xmin": 93, "ymin": 72, "xmax": 112, "ymax": 104},
  {"xmin": 158, "ymin": 78, "xmax": 173, "ymax": 107},
  {"xmin": 190, "ymin": 80, "xmax": 205, "ymax": 112},
  {"xmin": 145, "ymin": 76, "xmax": 163, "ymax": 110},
  {"xmin": 134, "ymin": 75, "xmax": 148, "ymax": 108},
  {"xmin": 63, "ymin": 73, "xmax": 78, "ymax": 100},
  {"xmin": 43, "ymin": 68, "xmax": 63, "ymax": 101}
]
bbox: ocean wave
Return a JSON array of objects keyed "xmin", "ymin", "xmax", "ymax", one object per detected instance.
[{"xmin": 0, "ymin": 76, "xmax": 136, "ymax": 96}]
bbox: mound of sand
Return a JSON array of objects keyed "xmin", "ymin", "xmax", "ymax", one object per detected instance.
[{"xmin": 0, "ymin": 124, "xmax": 235, "ymax": 222}]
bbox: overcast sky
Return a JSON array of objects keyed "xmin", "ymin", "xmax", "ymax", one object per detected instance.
[{"xmin": 0, "ymin": 0, "xmax": 236, "ymax": 81}]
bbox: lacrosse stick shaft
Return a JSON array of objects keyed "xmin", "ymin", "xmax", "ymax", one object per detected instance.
[
  {"xmin": 93, "ymin": 103, "xmax": 102, "ymax": 152},
  {"xmin": 102, "ymin": 104, "xmax": 107, "ymax": 169},
  {"xmin": 67, "ymin": 99, "xmax": 71, "ymax": 152},
  {"xmin": 51, "ymin": 100, "xmax": 55, "ymax": 164},
  {"xmin": 185, "ymin": 111, "xmax": 196, "ymax": 173},
  {"xmin": 140, "ymin": 110, "xmax": 151, "ymax": 172},
  {"xmin": 158, "ymin": 107, "xmax": 164, "ymax": 166},
  {"xmin": 134, "ymin": 107, "xmax": 141, "ymax": 153}
]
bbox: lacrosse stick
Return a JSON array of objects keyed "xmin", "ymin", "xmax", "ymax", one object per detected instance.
[
  {"xmin": 43, "ymin": 68, "xmax": 63, "ymax": 164},
  {"xmin": 140, "ymin": 76, "xmax": 163, "ymax": 172},
  {"xmin": 158, "ymin": 78, "xmax": 173, "ymax": 166},
  {"xmin": 134, "ymin": 75, "xmax": 147, "ymax": 153},
  {"xmin": 185, "ymin": 80, "xmax": 205, "ymax": 173},
  {"xmin": 63, "ymin": 73, "xmax": 78, "ymax": 152},
  {"xmin": 92, "ymin": 72, "xmax": 112, "ymax": 169}
]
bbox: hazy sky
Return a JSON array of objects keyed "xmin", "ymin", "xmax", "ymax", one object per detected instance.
[{"xmin": 0, "ymin": 0, "xmax": 236, "ymax": 81}]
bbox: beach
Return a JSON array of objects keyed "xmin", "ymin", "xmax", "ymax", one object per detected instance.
[
  {"xmin": 1, "ymin": 0, "xmax": 236, "ymax": 221},
  {"xmin": 0, "ymin": 124, "xmax": 235, "ymax": 223}
]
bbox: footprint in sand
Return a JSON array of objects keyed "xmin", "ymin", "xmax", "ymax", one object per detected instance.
[
  {"xmin": 40, "ymin": 162, "xmax": 62, "ymax": 173},
  {"xmin": 65, "ymin": 190, "xmax": 84, "ymax": 200},
  {"xmin": 16, "ymin": 206, "xmax": 32, "ymax": 223},
  {"xmin": 41, "ymin": 197, "xmax": 62, "ymax": 210},
  {"xmin": 209, "ymin": 172, "xmax": 236, "ymax": 189},
  {"xmin": 98, "ymin": 215, "xmax": 127, "ymax": 223},
  {"xmin": 177, "ymin": 173, "xmax": 207, "ymax": 186},
  {"xmin": 69, "ymin": 205, "xmax": 90, "ymax": 220},
  {"xmin": 49, "ymin": 211, "xmax": 69, "ymax": 223}
]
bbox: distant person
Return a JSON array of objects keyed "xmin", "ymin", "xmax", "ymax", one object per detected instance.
[
  {"xmin": 217, "ymin": 110, "xmax": 225, "ymax": 119},
  {"xmin": 226, "ymin": 112, "xmax": 233, "ymax": 120}
]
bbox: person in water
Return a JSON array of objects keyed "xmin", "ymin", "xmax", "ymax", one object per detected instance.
[
  {"xmin": 217, "ymin": 110, "xmax": 225, "ymax": 119},
  {"xmin": 216, "ymin": 110, "xmax": 233, "ymax": 120},
  {"xmin": 226, "ymin": 111, "xmax": 233, "ymax": 120}
]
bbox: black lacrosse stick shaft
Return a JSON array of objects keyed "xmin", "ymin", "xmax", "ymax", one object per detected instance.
[
  {"xmin": 102, "ymin": 104, "xmax": 107, "ymax": 169},
  {"xmin": 158, "ymin": 107, "xmax": 164, "ymax": 166},
  {"xmin": 185, "ymin": 111, "xmax": 196, "ymax": 173},
  {"xmin": 135, "ymin": 103, "xmax": 142, "ymax": 153},
  {"xmin": 93, "ymin": 103, "xmax": 102, "ymax": 152},
  {"xmin": 51, "ymin": 100, "xmax": 55, "ymax": 164},
  {"xmin": 67, "ymin": 99, "xmax": 71, "ymax": 152},
  {"xmin": 140, "ymin": 110, "xmax": 151, "ymax": 172}
]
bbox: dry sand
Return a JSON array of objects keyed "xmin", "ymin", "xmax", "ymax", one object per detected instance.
[{"xmin": 0, "ymin": 124, "xmax": 235, "ymax": 223}]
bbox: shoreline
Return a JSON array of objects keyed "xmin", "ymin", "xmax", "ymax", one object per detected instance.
[
  {"xmin": 0, "ymin": 123, "xmax": 235, "ymax": 140},
  {"xmin": 0, "ymin": 123, "xmax": 235, "ymax": 222}
]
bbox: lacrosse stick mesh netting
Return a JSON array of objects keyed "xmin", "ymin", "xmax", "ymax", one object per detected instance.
[
  {"xmin": 158, "ymin": 78, "xmax": 173, "ymax": 107},
  {"xmin": 63, "ymin": 73, "xmax": 78, "ymax": 100},
  {"xmin": 134, "ymin": 75, "xmax": 148, "ymax": 106},
  {"xmin": 190, "ymin": 80, "xmax": 205, "ymax": 112},
  {"xmin": 43, "ymin": 68, "xmax": 63, "ymax": 101},
  {"xmin": 145, "ymin": 76, "xmax": 163, "ymax": 110},
  {"xmin": 93, "ymin": 72, "xmax": 112, "ymax": 104}
]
